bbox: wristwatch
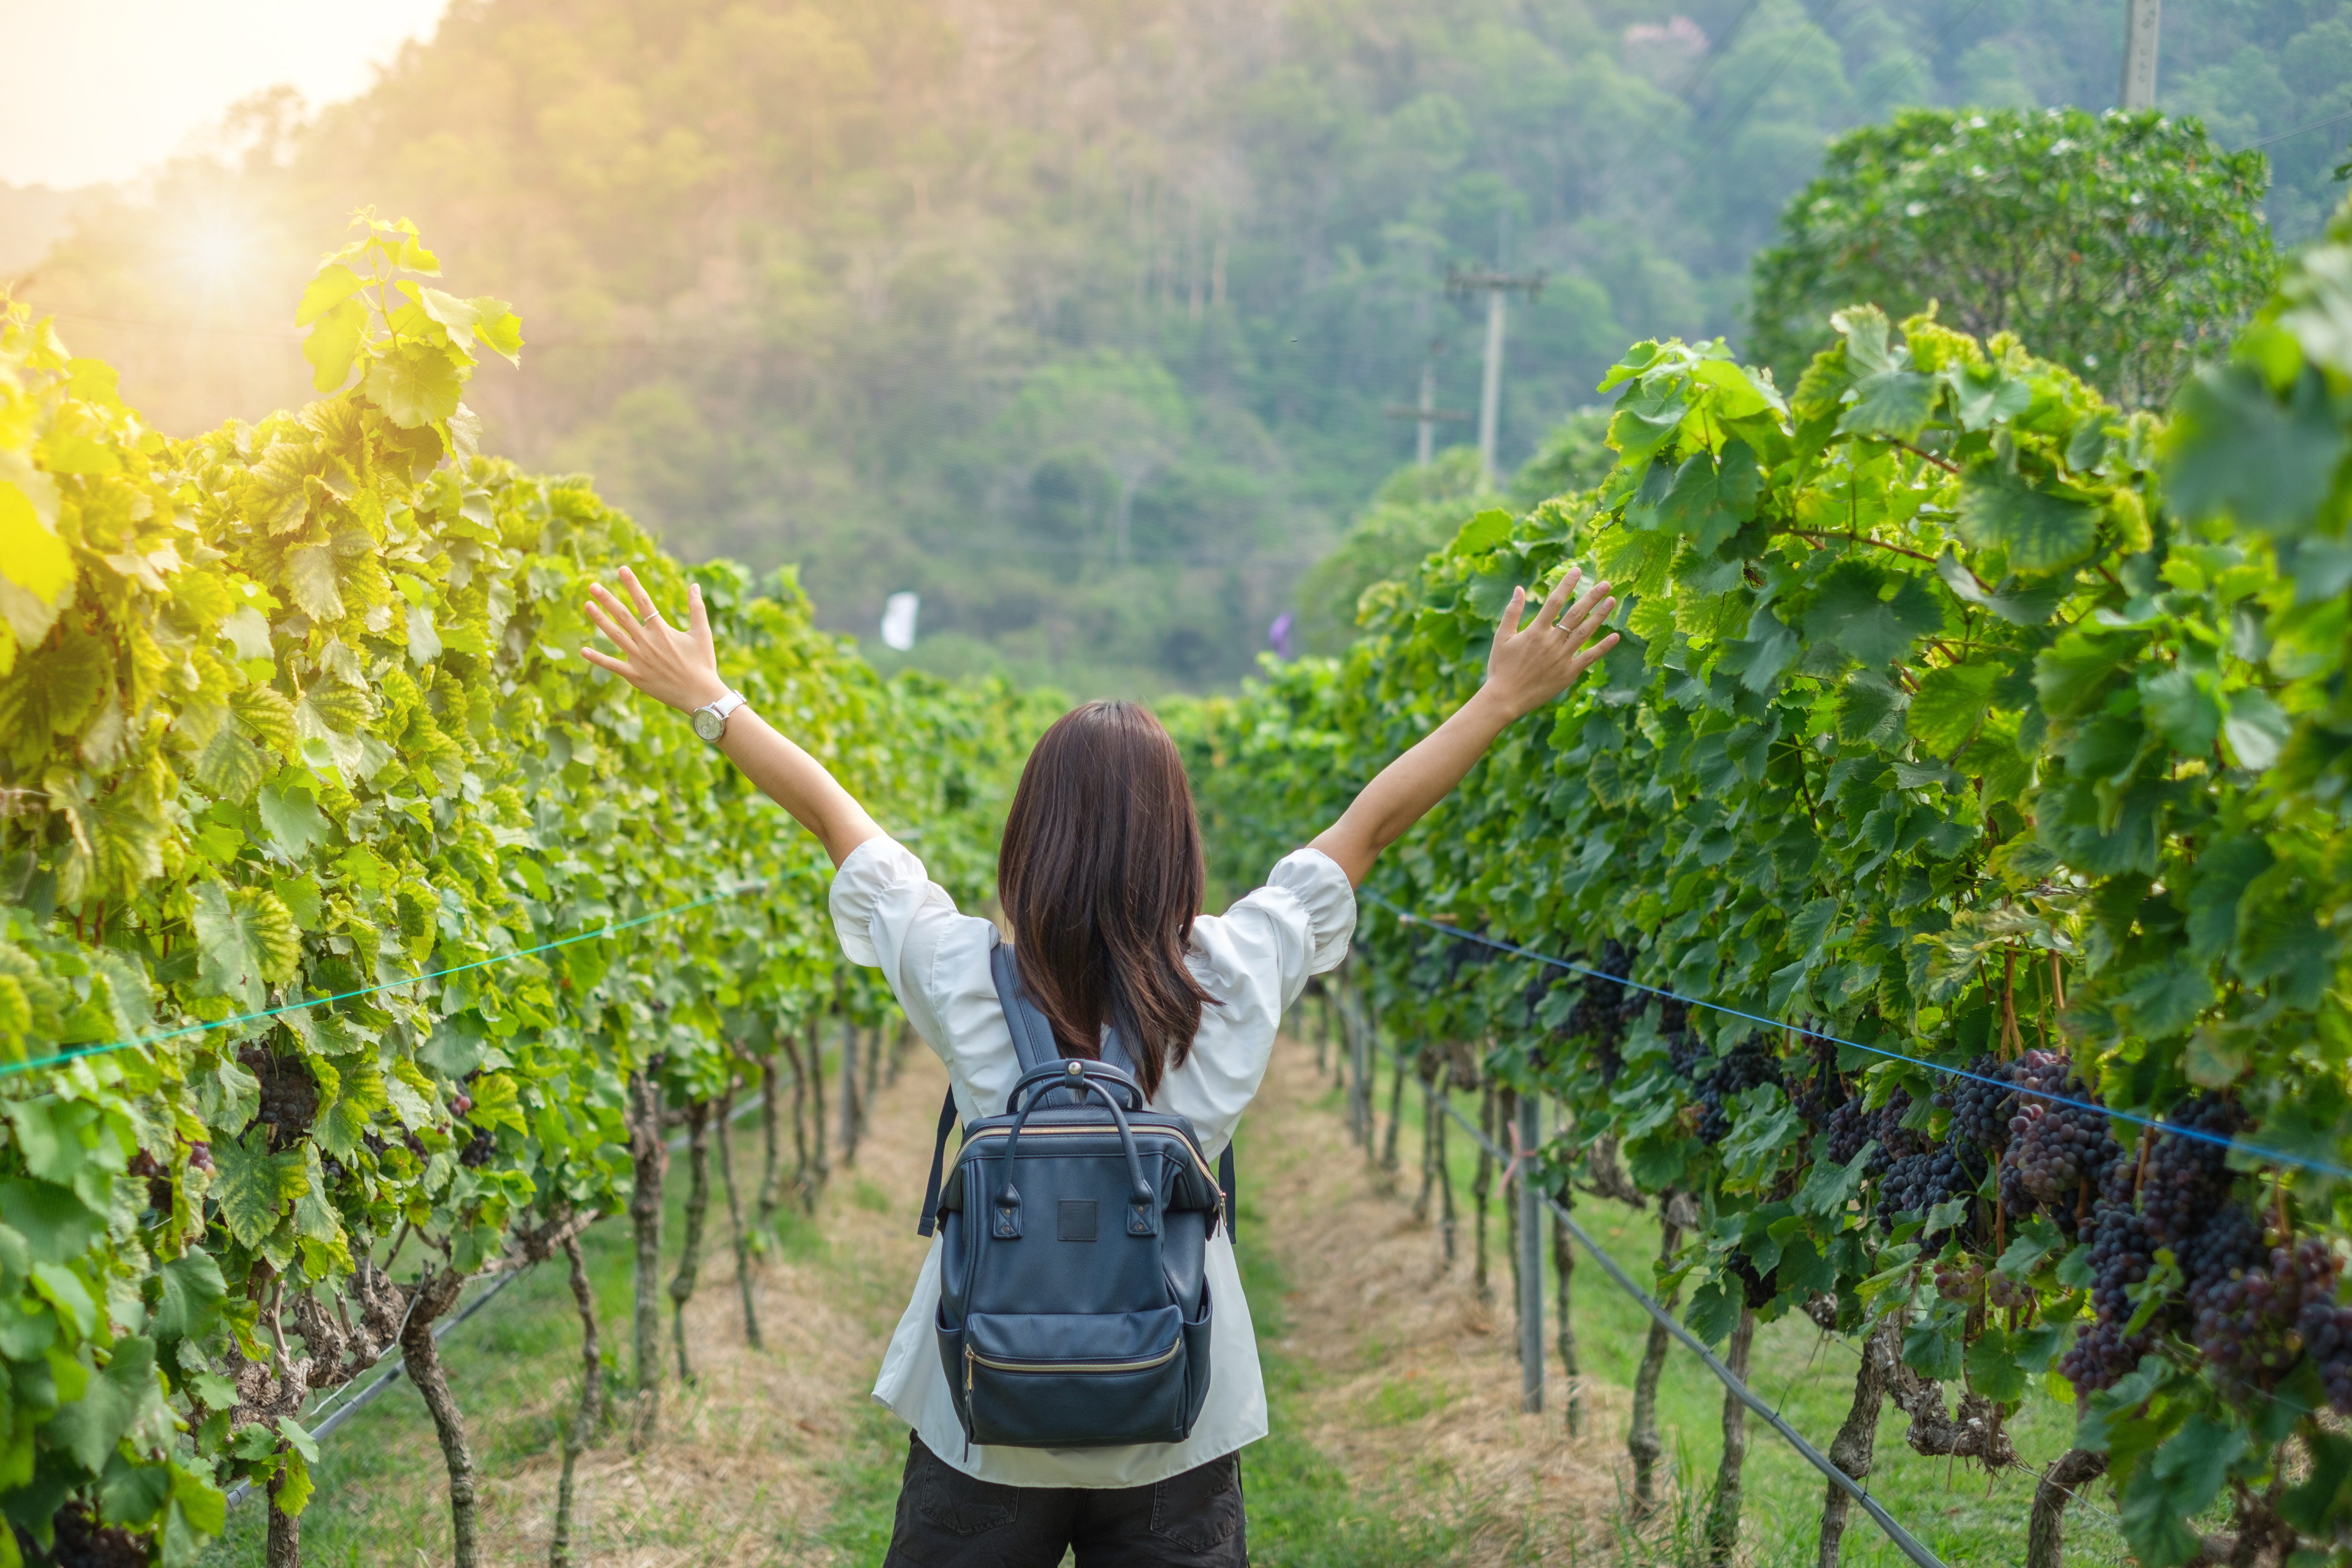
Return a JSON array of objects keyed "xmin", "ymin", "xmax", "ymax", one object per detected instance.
[{"xmin": 691, "ymin": 690, "xmax": 749, "ymax": 743}]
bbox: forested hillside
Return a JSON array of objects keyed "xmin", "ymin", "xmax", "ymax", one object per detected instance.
[{"xmin": 17, "ymin": 0, "xmax": 2349, "ymax": 690}]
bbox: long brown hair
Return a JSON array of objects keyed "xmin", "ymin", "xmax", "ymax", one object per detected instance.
[{"xmin": 997, "ymin": 700, "xmax": 1212, "ymax": 1100}]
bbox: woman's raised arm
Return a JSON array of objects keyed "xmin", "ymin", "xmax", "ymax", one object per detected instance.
[
  {"xmin": 579, "ymin": 566, "xmax": 884, "ymax": 867},
  {"xmin": 1308, "ymin": 567, "xmax": 1617, "ymax": 887}
]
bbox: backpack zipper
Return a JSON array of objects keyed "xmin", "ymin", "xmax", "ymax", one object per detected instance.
[
  {"xmin": 965, "ymin": 1339, "xmax": 1183, "ymax": 1378},
  {"xmin": 959, "ymin": 1124, "xmax": 1221, "ymax": 1189}
]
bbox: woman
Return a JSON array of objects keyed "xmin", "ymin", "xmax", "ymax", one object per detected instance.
[{"xmin": 579, "ymin": 563, "xmax": 1616, "ymax": 1566}]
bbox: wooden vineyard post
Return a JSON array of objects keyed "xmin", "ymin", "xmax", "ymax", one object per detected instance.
[
  {"xmin": 1552, "ymin": 1185, "xmax": 1581, "ymax": 1436},
  {"xmin": 626, "ymin": 1067, "xmax": 667, "ymax": 1448},
  {"xmin": 1628, "ymin": 1192, "xmax": 1685, "ymax": 1515},
  {"xmin": 1704, "ymin": 1305, "xmax": 1758, "ymax": 1565},
  {"xmin": 714, "ymin": 1081, "xmax": 764, "ymax": 1350},
  {"xmin": 838, "ymin": 1018, "xmax": 861, "ymax": 1166},
  {"xmin": 670, "ymin": 1099, "xmax": 713, "ymax": 1384},
  {"xmin": 1516, "ymin": 1091, "xmax": 1543, "ymax": 1413}
]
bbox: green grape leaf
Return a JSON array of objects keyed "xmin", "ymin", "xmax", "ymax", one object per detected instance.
[
  {"xmin": 468, "ymin": 298, "xmax": 523, "ymax": 364},
  {"xmin": 194, "ymin": 728, "xmax": 267, "ymax": 803},
  {"xmin": 1907, "ymin": 661, "xmax": 1998, "ymax": 755},
  {"xmin": 0, "ymin": 1176, "xmax": 107, "ymax": 1264},
  {"xmin": 284, "ymin": 544, "xmax": 344, "ymax": 622},
  {"xmin": 363, "ymin": 344, "xmax": 464, "ymax": 430},
  {"xmin": 1683, "ymin": 1278, "xmax": 1742, "ymax": 1347},
  {"xmin": 1449, "ymin": 508, "xmax": 1514, "ymax": 558},
  {"xmin": 231, "ymin": 684, "xmax": 298, "ymax": 750},
  {"xmin": 256, "ymin": 783, "xmax": 329, "ymax": 861},
  {"xmin": 302, "ymin": 298, "xmax": 370, "ymax": 395},
  {"xmin": 209, "ymin": 1130, "xmax": 308, "ymax": 1249},
  {"xmin": 150, "ymin": 1252, "xmax": 227, "ymax": 1342},
  {"xmin": 1955, "ymin": 466, "xmax": 2099, "ymax": 573},
  {"xmin": 1963, "ymin": 1323, "xmax": 2028, "ymax": 1403},
  {"xmin": 1801, "ymin": 560, "xmax": 1941, "ymax": 666},
  {"xmin": 46, "ymin": 1336, "xmax": 161, "ymax": 1474},
  {"xmin": 1946, "ymin": 363, "xmax": 2034, "ymax": 432},
  {"xmin": 2221, "ymin": 688, "xmax": 2289, "ymax": 769},
  {"xmin": 2165, "ymin": 363, "xmax": 2345, "ymax": 535},
  {"xmin": 2138, "ymin": 666, "xmax": 2223, "ymax": 757},
  {"xmin": 1835, "ymin": 668, "xmax": 1907, "ymax": 746},
  {"xmin": 1652, "ymin": 441, "xmax": 1761, "ymax": 554},
  {"xmin": 193, "ymin": 882, "xmax": 300, "ymax": 1011},
  {"xmin": 1933, "ymin": 549, "xmax": 2065, "ymax": 626},
  {"xmin": 294, "ymin": 264, "xmax": 369, "ymax": 327},
  {"xmin": 1837, "ymin": 370, "xmax": 1939, "ymax": 441}
]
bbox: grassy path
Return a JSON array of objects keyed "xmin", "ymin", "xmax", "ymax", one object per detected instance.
[{"xmin": 198, "ymin": 1034, "xmax": 2136, "ymax": 1565}]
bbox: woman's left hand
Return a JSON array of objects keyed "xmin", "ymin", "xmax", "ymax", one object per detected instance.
[{"xmin": 579, "ymin": 566, "xmax": 731, "ymax": 713}]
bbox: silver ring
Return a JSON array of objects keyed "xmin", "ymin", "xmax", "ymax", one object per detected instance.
[{"xmin": 639, "ymin": 609, "xmax": 662, "ymax": 625}]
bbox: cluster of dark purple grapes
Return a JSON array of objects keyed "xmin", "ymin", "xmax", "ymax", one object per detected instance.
[
  {"xmin": 16, "ymin": 1506, "xmax": 150, "ymax": 1568},
  {"xmin": 1826, "ymin": 1097, "xmax": 1872, "ymax": 1165},
  {"xmin": 2141, "ymin": 1093, "xmax": 2243, "ymax": 1246},
  {"xmin": 240, "ymin": 1045, "xmax": 320, "ymax": 1153},
  {"xmin": 1932, "ymin": 1053, "xmax": 2014, "ymax": 1151},
  {"xmin": 2060, "ymin": 1319, "xmax": 2152, "ymax": 1399},
  {"xmin": 1996, "ymin": 1051, "xmax": 2124, "ymax": 1238},
  {"xmin": 1878, "ymin": 1142, "xmax": 1988, "ymax": 1237},
  {"xmin": 2298, "ymin": 1296, "xmax": 2352, "ymax": 1413},
  {"xmin": 1728, "ymin": 1251, "xmax": 1777, "ymax": 1308},
  {"xmin": 459, "ymin": 1124, "xmax": 498, "ymax": 1167},
  {"xmin": 1789, "ymin": 1027, "xmax": 1847, "ymax": 1125},
  {"xmin": 1862, "ymin": 1089, "xmax": 1924, "ymax": 1179},
  {"xmin": 1692, "ymin": 1036, "xmax": 1784, "ymax": 1143},
  {"xmin": 2196, "ymin": 1236, "xmax": 2341, "ymax": 1391}
]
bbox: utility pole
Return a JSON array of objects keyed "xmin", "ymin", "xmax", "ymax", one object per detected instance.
[
  {"xmin": 2120, "ymin": 0, "xmax": 2160, "ymax": 109},
  {"xmin": 1445, "ymin": 265, "xmax": 1546, "ymax": 487},
  {"xmin": 1384, "ymin": 337, "xmax": 1470, "ymax": 467}
]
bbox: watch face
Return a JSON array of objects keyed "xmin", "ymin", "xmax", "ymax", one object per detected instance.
[{"xmin": 693, "ymin": 707, "xmax": 725, "ymax": 742}]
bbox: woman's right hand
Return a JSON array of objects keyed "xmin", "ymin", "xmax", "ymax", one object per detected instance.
[
  {"xmin": 1479, "ymin": 566, "xmax": 1617, "ymax": 721},
  {"xmin": 579, "ymin": 566, "xmax": 733, "ymax": 714}
]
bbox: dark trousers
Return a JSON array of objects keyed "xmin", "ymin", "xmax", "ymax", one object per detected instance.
[{"xmin": 882, "ymin": 1433, "xmax": 1247, "ymax": 1567}]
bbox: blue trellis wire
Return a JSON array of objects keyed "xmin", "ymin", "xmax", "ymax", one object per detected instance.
[
  {"xmin": 1349, "ymin": 884, "xmax": 2352, "ymax": 1183},
  {"xmin": 0, "ymin": 877, "xmax": 779, "ymax": 1081}
]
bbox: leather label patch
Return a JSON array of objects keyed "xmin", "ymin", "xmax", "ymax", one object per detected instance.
[{"xmin": 1057, "ymin": 1200, "xmax": 1098, "ymax": 1241}]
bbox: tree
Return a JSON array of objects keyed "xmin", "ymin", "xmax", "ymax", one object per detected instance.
[{"xmin": 1746, "ymin": 107, "xmax": 2277, "ymax": 407}]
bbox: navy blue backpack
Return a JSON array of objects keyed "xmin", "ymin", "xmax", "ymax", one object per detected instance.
[{"xmin": 916, "ymin": 938, "xmax": 1230, "ymax": 1451}]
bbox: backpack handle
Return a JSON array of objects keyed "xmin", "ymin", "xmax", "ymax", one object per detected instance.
[
  {"xmin": 993, "ymin": 1060, "xmax": 1159, "ymax": 1241},
  {"xmin": 1005, "ymin": 1056, "xmax": 1147, "ymax": 1117}
]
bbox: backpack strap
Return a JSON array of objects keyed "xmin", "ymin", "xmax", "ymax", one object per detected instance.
[
  {"xmin": 1220, "ymin": 1143, "xmax": 1238, "ymax": 1241},
  {"xmin": 916, "ymin": 1088, "xmax": 959, "ymax": 1239}
]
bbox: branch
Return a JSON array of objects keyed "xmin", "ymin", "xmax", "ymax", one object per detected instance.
[
  {"xmin": 1889, "ymin": 439, "xmax": 1962, "ymax": 474},
  {"xmin": 1780, "ymin": 528, "xmax": 1940, "ymax": 565}
]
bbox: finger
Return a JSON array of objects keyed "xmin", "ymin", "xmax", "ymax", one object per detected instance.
[
  {"xmin": 617, "ymin": 564, "xmax": 659, "ymax": 622},
  {"xmin": 1557, "ymin": 575, "xmax": 1612, "ymax": 630},
  {"xmin": 583, "ymin": 595, "xmax": 638, "ymax": 655},
  {"xmin": 1536, "ymin": 566, "xmax": 1581, "ymax": 629},
  {"xmin": 1495, "ymin": 584, "xmax": 1528, "ymax": 640},
  {"xmin": 1566, "ymin": 632, "xmax": 1621, "ymax": 680},
  {"xmin": 586, "ymin": 582, "xmax": 639, "ymax": 637},
  {"xmin": 688, "ymin": 582, "xmax": 713, "ymax": 655},
  {"xmin": 1563, "ymin": 597, "xmax": 1619, "ymax": 650},
  {"xmin": 578, "ymin": 646, "xmax": 630, "ymax": 676}
]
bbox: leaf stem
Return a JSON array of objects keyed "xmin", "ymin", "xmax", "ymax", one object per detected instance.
[{"xmin": 1779, "ymin": 529, "xmax": 1940, "ymax": 566}]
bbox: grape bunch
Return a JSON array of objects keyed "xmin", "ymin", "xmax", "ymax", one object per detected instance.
[
  {"xmin": 24, "ymin": 1504, "xmax": 151, "ymax": 1568},
  {"xmin": 1790, "ymin": 1026, "xmax": 1847, "ymax": 1126},
  {"xmin": 2061, "ymin": 1319, "xmax": 2152, "ymax": 1401},
  {"xmin": 1862, "ymin": 1089, "xmax": 1922, "ymax": 1179},
  {"xmin": 1728, "ymin": 1251, "xmax": 1777, "ymax": 1308},
  {"xmin": 2086, "ymin": 1192, "xmax": 2158, "ymax": 1328},
  {"xmin": 2179, "ymin": 1203, "xmax": 2266, "ymax": 1313},
  {"xmin": 1826, "ymin": 1097, "xmax": 1873, "ymax": 1165},
  {"xmin": 2196, "ymin": 1237, "xmax": 2340, "ymax": 1394},
  {"xmin": 1996, "ymin": 1051, "xmax": 2122, "ymax": 1233},
  {"xmin": 1695, "ymin": 1036, "xmax": 1784, "ymax": 1143},
  {"xmin": 1933, "ymin": 1054, "xmax": 2014, "ymax": 1153},
  {"xmin": 2297, "ymin": 1294, "xmax": 2352, "ymax": 1414},
  {"xmin": 240, "ymin": 1045, "xmax": 320, "ymax": 1152},
  {"xmin": 2141, "ymin": 1093, "xmax": 2245, "ymax": 1247},
  {"xmin": 1878, "ymin": 1142, "xmax": 1986, "ymax": 1236},
  {"xmin": 459, "ymin": 1124, "xmax": 497, "ymax": 1168},
  {"xmin": 1935, "ymin": 1261, "xmax": 1984, "ymax": 1303}
]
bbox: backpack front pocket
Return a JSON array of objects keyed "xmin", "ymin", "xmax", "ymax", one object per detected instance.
[{"xmin": 954, "ymin": 1307, "xmax": 1192, "ymax": 1448}]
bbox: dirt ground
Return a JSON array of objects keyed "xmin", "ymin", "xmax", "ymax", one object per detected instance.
[{"xmin": 414, "ymin": 1033, "xmax": 1631, "ymax": 1565}]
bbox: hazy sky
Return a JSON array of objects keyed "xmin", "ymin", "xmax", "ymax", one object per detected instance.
[{"xmin": 0, "ymin": 0, "xmax": 453, "ymax": 189}]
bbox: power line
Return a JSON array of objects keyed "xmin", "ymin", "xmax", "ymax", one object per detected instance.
[{"xmin": 2234, "ymin": 107, "xmax": 2352, "ymax": 153}]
